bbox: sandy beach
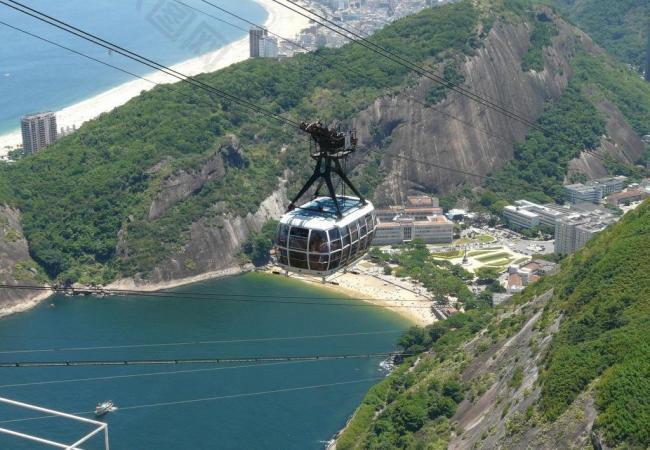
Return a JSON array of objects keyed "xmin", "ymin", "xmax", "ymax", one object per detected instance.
[
  {"xmin": 268, "ymin": 260, "xmax": 438, "ymax": 327},
  {"xmin": 0, "ymin": 0, "xmax": 310, "ymax": 155}
]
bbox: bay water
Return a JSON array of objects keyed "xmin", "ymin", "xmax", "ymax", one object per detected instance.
[
  {"xmin": 0, "ymin": 273, "xmax": 409, "ymax": 449},
  {"xmin": 0, "ymin": 0, "xmax": 266, "ymax": 135}
]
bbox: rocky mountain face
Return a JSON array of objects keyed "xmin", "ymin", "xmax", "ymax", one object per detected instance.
[
  {"xmin": 1, "ymin": 0, "xmax": 648, "ymax": 293},
  {"xmin": 116, "ymin": 178, "xmax": 288, "ymax": 287},
  {"xmin": 568, "ymin": 98, "xmax": 646, "ymax": 179},
  {"xmin": 0, "ymin": 206, "xmax": 45, "ymax": 312},
  {"xmin": 351, "ymin": 10, "xmax": 643, "ymax": 205}
]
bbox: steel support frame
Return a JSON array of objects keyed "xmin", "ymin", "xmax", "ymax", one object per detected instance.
[
  {"xmin": 0, "ymin": 396, "xmax": 109, "ymax": 450},
  {"xmin": 288, "ymin": 153, "xmax": 366, "ymax": 219}
]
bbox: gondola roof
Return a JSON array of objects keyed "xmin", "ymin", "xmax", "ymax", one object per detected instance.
[{"xmin": 281, "ymin": 196, "xmax": 373, "ymax": 229}]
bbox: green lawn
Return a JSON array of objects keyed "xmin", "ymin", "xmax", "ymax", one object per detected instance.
[
  {"xmin": 468, "ymin": 249, "xmax": 500, "ymax": 257},
  {"xmin": 431, "ymin": 250, "xmax": 463, "ymax": 259},
  {"xmin": 476, "ymin": 252, "xmax": 512, "ymax": 262}
]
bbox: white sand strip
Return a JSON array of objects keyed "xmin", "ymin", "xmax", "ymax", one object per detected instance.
[{"xmin": 0, "ymin": 0, "xmax": 310, "ymax": 155}]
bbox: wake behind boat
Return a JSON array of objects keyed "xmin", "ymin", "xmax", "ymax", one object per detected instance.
[{"xmin": 94, "ymin": 401, "xmax": 115, "ymax": 417}]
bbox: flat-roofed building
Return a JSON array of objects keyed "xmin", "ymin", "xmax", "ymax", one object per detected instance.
[
  {"xmin": 375, "ymin": 195, "xmax": 442, "ymax": 222},
  {"xmin": 503, "ymin": 205, "xmax": 540, "ymax": 229},
  {"xmin": 607, "ymin": 189, "xmax": 649, "ymax": 206},
  {"xmin": 374, "ymin": 195, "xmax": 452, "ymax": 245},
  {"xmin": 374, "ymin": 215, "xmax": 453, "ymax": 245},
  {"xmin": 555, "ymin": 210, "xmax": 617, "ymax": 255},
  {"xmin": 564, "ymin": 176, "xmax": 627, "ymax": 203},
  {"xmin": 21, "ymin": 112, "xmax": 57, "ymax": 154},
  {"xmin": 565, "ymin": 183, "xmax": 602, "ymax": 203},
  {"xmin": 513, "ymin": 200, "xmax": 568, "ymax": 228}
]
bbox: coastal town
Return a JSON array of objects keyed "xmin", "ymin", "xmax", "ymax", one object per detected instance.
[{"xmin": 269, "ymin": 175, "xmax": 649, "ymax": 325}]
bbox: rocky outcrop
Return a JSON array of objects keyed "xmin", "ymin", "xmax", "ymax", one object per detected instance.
[
  {"xmin": 147, "ymin": 152, "xmax": 226, "ymax": 220},
  {"xmin": 349, "ymin": 12, "xmax": 639, "ymax": 205},
  {"xmin": 0, "ymin": 206, "xmax": 49, "ymax": 314},
  {"xmin": 122, "ymin": 178, "xmax": 288, "ymax": 287},
  {"xmin": 568, "ymin": 98, "xmax": 646, "ymax": 179}
]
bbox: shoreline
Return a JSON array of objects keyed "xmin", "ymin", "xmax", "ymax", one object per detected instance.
[
  {"xmin": 0, "ymin": 290, "xmax": 53, "ymax": 319},
  {"xmin": 0, "ymin": 0, "xmax": 310, "ymax": 155},
  {"xmin": 266, "ymin": 262, "xmax": 437, "ymax": 327},
  {"xmin": 105, "ymin": 265, "xmax": 249, "ymax": 292}
]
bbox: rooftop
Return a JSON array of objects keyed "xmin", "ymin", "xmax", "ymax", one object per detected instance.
[
  {"xmin": 22, "ymin": 111, "xmax": 55, "ymax": 120},
  {"xmin": 281, "ymin": 196, "xmax": 373, "ymax": 229},
  {"xmin": 504, "ymin": 205, "xmax": 539, "ymax": 219}
]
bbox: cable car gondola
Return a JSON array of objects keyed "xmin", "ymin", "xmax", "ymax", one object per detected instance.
[{"xmin": 275, "ymin": 121, "xmax": 376, "ymax": 276}]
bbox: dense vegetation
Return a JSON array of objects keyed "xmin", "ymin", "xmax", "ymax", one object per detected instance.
[
  {"xmin": 241, "ymin": 219, "xmax": 278, "ymax": 266},
  {"xmin": 538, "ymin": 201, "xmax": 650, "ymax": 445},
  {"xmin": 521, "ymin": 12, "xmax": 558, "ymax": 72},
  {"xmin": 387, "ymin": 240, "xmax": 475, "ymax": 305},
  {"xmin": 485, "ymin": 42, "xmax": 650, "ymax": 205},
  {"xmin": 543, "ymin": 0, "xmax": 649, "ymax": 69},
  {"xmin": 486, "ymin": 83, "xmax": 605, "ymax": 203},
  {"xmin": 338, "ymin": 304, "xmax": 494, "ymax": 448},
  {"xmin": 341, "ymin": 201, "xmax": 650, "ymax": 448},
  {"xmin": 0, "ymin": 1, "xmax": 481, "ymax": 283}
]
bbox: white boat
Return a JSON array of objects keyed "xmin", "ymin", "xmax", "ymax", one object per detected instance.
[{"xmin": 94, "ymin": 401, "xmax": 114, "ymax": 417}]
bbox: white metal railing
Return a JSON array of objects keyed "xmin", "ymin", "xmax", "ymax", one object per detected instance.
[{"xmin": 0, "ymin": 396, "xmax": 110, "ymax": 449}]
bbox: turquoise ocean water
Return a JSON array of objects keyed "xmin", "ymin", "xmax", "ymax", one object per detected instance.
[
  {"xmin": 0, "ymin": 273, "xmax": 410, "ymax": 449},
  {"xmin": 0, "ymin": 0, "xmax": 266, "ymax": 135}
]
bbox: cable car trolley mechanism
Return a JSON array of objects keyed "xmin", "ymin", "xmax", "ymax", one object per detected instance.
[{"xmin": 275, "ymin": 121, "xmax": 376, "ymax": 277}]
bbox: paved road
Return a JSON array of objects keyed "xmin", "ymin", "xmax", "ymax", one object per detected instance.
[{"xmin": 505, "ymin": 239, "xmax": 554, "ymax": 255}]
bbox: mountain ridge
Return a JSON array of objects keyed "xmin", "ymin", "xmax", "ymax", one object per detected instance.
[{"xmin": 0, "ymin": 0, "xmax": 648, "ymax": 290}]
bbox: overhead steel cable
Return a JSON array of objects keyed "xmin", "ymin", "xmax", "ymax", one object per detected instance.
[
  {"xmin": 158, "ymin": 1, "xmax": 599, "ymax": 188},
  {"xmin": 0, "ymin": 0, "xmax": 301, "ymax": 130},
  {"xmin": 171, "ymin": 0, "xmax": 248, "ymax": 33},
  {"xmin": 0, "ymin": 352, "xmax": 410, "ymax": 368},
  {"xmin": 0, "ymin": 360, "xmax": 326, "ymax": 389},
  {"xmin": 271, "ymin": 0, "xmax": 543, "ymax": 124},
  {"xmin": 190, "ymin": 0, "xmax": 609, "ymax": 164},
  {"xmin": 0, "ymin": 284, "xmax": 440, "ymax": 309},
  {"xmin": 0, "ymin": 20, "xmax": 159, "ymax": 87},
  {"xmin": 0, "ymin": 19, "xmax": 239, "ymax": 116},
  {"xmin": 0, "ymin": 330, "xmax": 403, "ymax": 355},
  {"xmin": 270, "ymin": 0, "xmax": 610, "ymax": 162},
  {"xmin": 187, "ymin": 1, "xmax": 513, "ymax": 147},
  {"xmin": 0, "ymin": 377, "xmax": 385, "ymax": 424}
]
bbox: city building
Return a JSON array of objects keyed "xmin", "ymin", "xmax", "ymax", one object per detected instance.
[
  {"xmin": 249, "ymin": 28, "xmax": 267, "ymax": 57},
  {"xmin": 260, "ymin": 36, "xmax": 279, "ymax": 58},
  {"xmin": 503, "ymin": 205, "xmax": 540, "ymax": 229},
  {"xmin": 21, "ymin": 112, "xmax": 58, "ymax": 154},
  {"xmin": 606, "ymin": 189, "xmax": 650, "ymax": 206},
  {"xmin": 515, "ymin": 200, "xmax": 568, "ymax": 228},
  {"xmin": 374, "ymin": 195, "xmax": 453, "ymax": 244},
  {"xmin": 249, "ymin": 28, "xmax": 279, "ymax": 58},
  {"xmin": 445, "ymin": 208, "xmax": 467, "ymax": 221},
  {"xmin": 564, "ymin": 176, "xmax": 627, "ymax": 204},
  {"xmin": 506, "ymin": 259, "xmax": 557, "ymax": 293},
  {"xmin": 555, "ymin": 210, "xmax": 617, "ymax": 255},
  {"xmin": 375, "ymin": 196, "xmax": 442, "ymax": 222}
]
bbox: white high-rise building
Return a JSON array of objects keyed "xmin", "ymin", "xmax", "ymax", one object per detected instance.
[
  {"xmin": 21, "ymin": 112, "xmax": 57, "ymax": 154},
  {"xmin": 261, "ymin": 36, "xmax": 279, "ymax": 58}
]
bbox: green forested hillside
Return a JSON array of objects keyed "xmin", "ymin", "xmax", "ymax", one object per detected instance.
[
  {"xmin": 538, "ymin": 202, "xmax": 650, "ymax": 445},
  {"xmin": 338, "ymin": 201, "xmax": 650, "ymax": 448},
  {"xmin": 0, "ymin": 1, "xmax": 481, "ymax": 283},
  {"xmin": 0, "ymin": 0, "xmax": 648, "ymax": 284},
  {"xmin": 487, "ymin": 48, "xmax": 650, "ymax": 203},
  {"xmin": 544, "ymin": 0, "xmax": 649, "ymax": 69}
]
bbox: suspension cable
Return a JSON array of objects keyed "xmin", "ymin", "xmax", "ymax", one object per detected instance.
[
  {"xmin": 0, "ymin": 0, "xmax": 301, "ymax": 129},
  {"xmin": 0, "ymin": 352, "xmax": 410, "ymax": 368}
]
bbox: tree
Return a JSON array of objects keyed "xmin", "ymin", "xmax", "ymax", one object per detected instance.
[{"xmin": 476, "ymin": 267, "xmax": 501, "ymax": 283}]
